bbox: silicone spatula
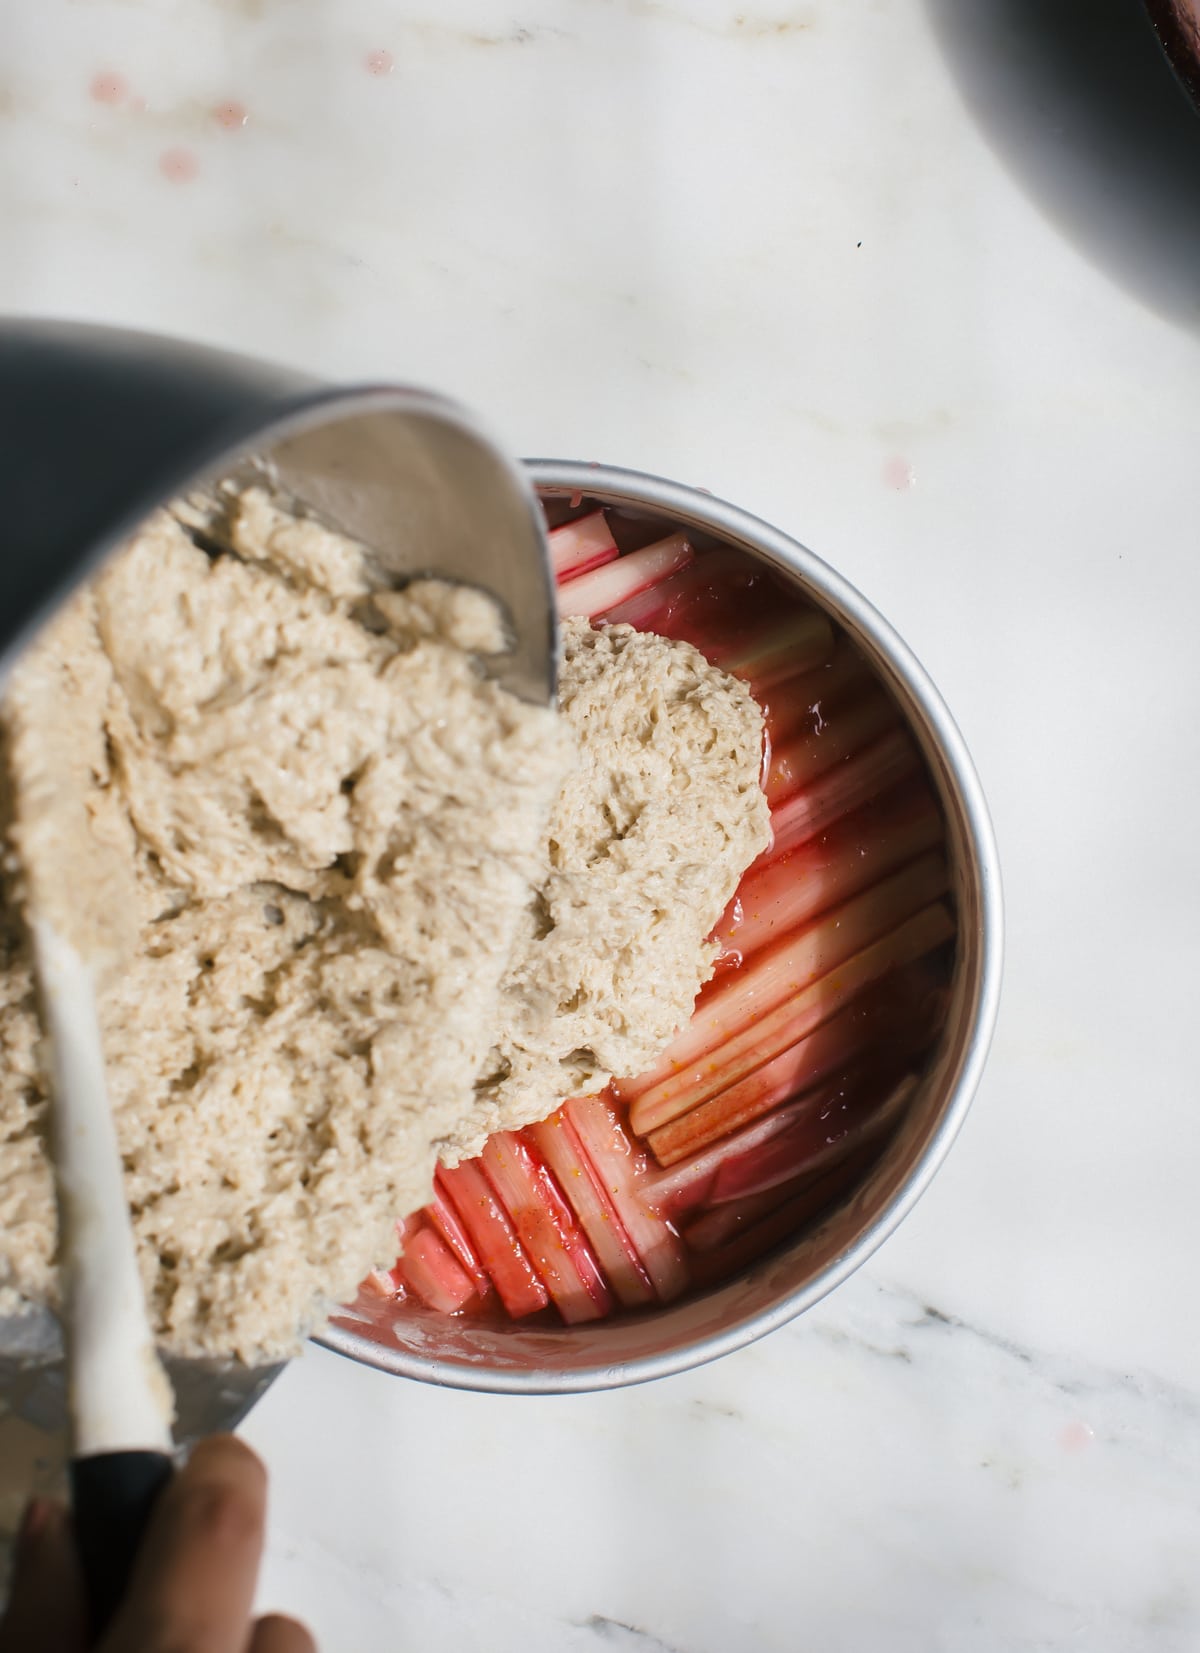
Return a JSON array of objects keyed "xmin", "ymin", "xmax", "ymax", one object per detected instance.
[{"xmin": 32, "ymin": 917, "xmax": 175, "ymax": 1638}]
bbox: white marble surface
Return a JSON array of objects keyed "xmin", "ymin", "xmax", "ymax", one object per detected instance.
[{"xmin": 4, "ymin": 1, "xmax": 1200, "ymax": 1648}]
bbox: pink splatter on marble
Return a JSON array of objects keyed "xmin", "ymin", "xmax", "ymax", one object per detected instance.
[
  {"xmin": 1059, "ymin": 1421, "xmax": 1094, "ymax": 1453},
  {"xmin": 213, "ymin": 100, "xmax": 248, "ymax": 130},
  {"xmin": 128, "ymin": 94, "xmax": 148, "ymax": 114},
  {"xmin": 90, "ymin": 71, "xmax": 127, "ymax": 105},
  {"xmin": 159, "ymin": 146, "xmax": 199, "ymax": 184},
  {"xmin": 882, "ymin": 456, "xmax": 916, "ymax": 492},
  {"xmin": 365, "ymin": 47, "xmax": 394, "ymax": 76}
]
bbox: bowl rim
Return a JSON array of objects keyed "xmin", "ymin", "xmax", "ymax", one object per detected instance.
[{"xmin": 315, "ymin": 458, "xmax": 1005, "ymax": 1393}]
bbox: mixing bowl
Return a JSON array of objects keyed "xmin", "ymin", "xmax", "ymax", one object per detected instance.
[{"xmin": 319, "ymin": 460, "xmax": 1004, "ymax": 1394}]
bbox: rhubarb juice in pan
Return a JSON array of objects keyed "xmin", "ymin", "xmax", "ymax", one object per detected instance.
[{"xmin": 364, "ymin": 502, "xmax": 956, "ymax": 1325}]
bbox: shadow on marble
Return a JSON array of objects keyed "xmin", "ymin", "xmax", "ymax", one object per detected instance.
[{"xmin": 924, "ymin": 0, "xmax": 1200, "ymax": 333}]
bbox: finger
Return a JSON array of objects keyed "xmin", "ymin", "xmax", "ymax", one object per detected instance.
[
  {"xmin": 0, "ymin": 1498, "xmax": 88, "ymax": 1653},
  {"xmin": 248, "ymin": 1614, "xmax": 317, "ymax": 1653},
  {"xmin": 102, "ymin": 1436, "xmax": 266, "ymax": 1653}
]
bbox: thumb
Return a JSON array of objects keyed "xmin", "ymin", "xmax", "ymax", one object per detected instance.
[{"xmin": 0, "ymin": 1499, "xmax": 88, "ymax": 1653}]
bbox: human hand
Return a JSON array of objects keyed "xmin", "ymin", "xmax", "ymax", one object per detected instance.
[{"xmin": 0, "ymin": 1435, "xmax": 314, "ymax": 1652}]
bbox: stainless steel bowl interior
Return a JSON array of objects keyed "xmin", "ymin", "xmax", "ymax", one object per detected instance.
[
  {"xmin": 0, "ymin": 322, "xmax": 555, "ymax": 705},
  {"xmin": 258, "ymin": 399, "xmax": 556, "ymax": 704},
  {"xmin": 316, "ymin": 460, "xmax": 1004, "ymax": 1394},
  {"xmin": 169, "ymin": 390, "xmax": 557, "ymax": 708}
]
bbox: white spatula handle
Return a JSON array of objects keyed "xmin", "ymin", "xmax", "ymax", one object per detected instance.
[{"xmin": 34, "ymin": 920, "xmax": 172, "ymax": 1456}]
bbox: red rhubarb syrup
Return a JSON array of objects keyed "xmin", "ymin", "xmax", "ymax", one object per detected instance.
[{"xmin": 356, "ymin": 500, "xmax": 956, "ymax": 1328}]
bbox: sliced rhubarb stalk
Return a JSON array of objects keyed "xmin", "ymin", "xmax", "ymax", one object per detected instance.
[
  {"xmin": 649, "ymin": 1016, "xmax": 862, "ymax": 1168},
  {"xmin": 685, "ymin": 1079, "xmax": 917, "ymax": 1255},
  {"xmin": 683, "ymin": 1174, "xmax": 815, "ymax": 1251},
  {"xmin": 479, "ymin": 1133, "xmax": 613, "ymax": 1323},
  {"xmin": 527, "ymin": 1112, "xmax": 656, "ymax": 1308},
  {"xmin": 563, "ymin": 1094, "xmax": 690, "ymax": 1303},
  {"xmin": 600, "ymin": 547, "xmax": 759, "ymax": 635},
  {"xmin": 640, "ymin": 1085, "xmax": 842, "ymax": 1224},
  {"xmin": 363, "ymin": 1266, "xmax": 401, "ymax": 1299},
  {"xmin": 648, "ymin": 968, "xmax": 946, "ymax": 1165},
  {"xmin": 708, "ymin": 1073, "xmax": 918, "ymax": 1207},
  {"xmin": 558, "ymin": 534, "xmax": 694, "ymax": 620},
  {"xmin": 438, "ymin": 1159, "xmax": 549, "ymax": 1319},
  {"xmin": 765, "ymin": 691, "xmax": 901, "ymax": 807},
  {"xmin": 687, "ymin": 1140, "xmax": 886, "ymax": 1283},
  {"xmin": 593, "ymin": 576, "xmax": 680, "ymax": 635},
  {"xmin": 643, "ymin": 1075, "xmax": 917, "ymax": 1226},
  {"xmin": 427, "ymin": 1176, "xmax": 493, "ymax": 1301},
  {"xmin": 623, "ymin": 851, "xmax": 949, "ymax": 1112},
  {"xmin": 548, "ymin": 511, "xmax": 619, "ymax": 582},
  {"xmin": 761, "ymin": 642, "xmax": 873, "ymax": 746},
  {"xmin": 713, "ymin": 787, "xmax": 944, "ymax": 965},
  {"xmin": 710, "ymin": 609, "xmax": 836, "ymax": 695},
  {"xmin": 764, "ymin": 730, "xmax": 921, "ymax": 865},
  {"xmin": 394, "ymin": 1220, "xmax": 477, "ymax": 1315},
  {"xmin": 628, "ymin": 901, "xmax": 955, "ymax": 1134}
]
